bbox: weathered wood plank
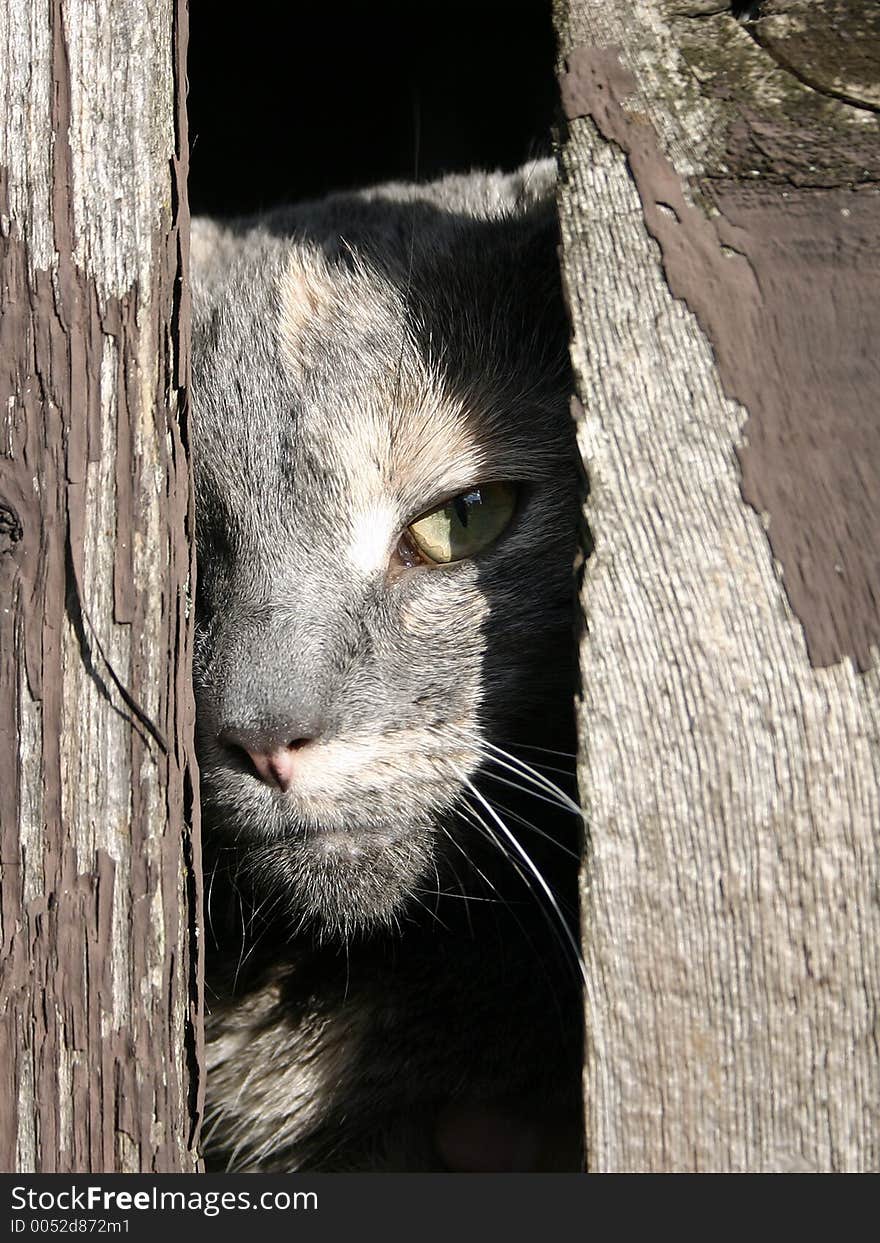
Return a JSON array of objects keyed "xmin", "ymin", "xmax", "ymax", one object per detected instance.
[
  {"xmin": 555, "ymin": 0, "xmax": 880, "ymax": 1170},
  {"xmin": 0, "ymin": 0, "xmax": 201, "ymax": 1172}
]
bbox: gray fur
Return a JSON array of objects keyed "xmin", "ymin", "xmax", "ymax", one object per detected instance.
[{"xmin": 192, "ymin": 161, "xmax": 583, "ymax": 1170}]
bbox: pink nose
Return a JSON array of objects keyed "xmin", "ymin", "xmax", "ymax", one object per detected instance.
[{"xmin": 244, "ymin": 740, "xmax": 310, "ymax": 792}]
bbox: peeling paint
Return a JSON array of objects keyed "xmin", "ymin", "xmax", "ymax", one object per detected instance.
[{"xmin": 560, "ymin": 44, "xmax": 880, "ymax": 670}]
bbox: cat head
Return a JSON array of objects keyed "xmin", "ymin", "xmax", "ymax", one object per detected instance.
[{"xmin": 190, "ymin": 168, "xmax": 578, "ymax": 938}]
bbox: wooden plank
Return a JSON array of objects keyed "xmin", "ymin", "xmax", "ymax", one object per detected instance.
[
  {"xmin": 0, "ymin": 0, "xmax": 201, "ymax": 1172},
  {"xmin": 555, "ymin": 0, "xmax": 880, "ymax": 1171}
]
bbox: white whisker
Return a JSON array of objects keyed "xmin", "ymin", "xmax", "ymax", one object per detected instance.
[
  {"xmin": 452, "ymin": 764, "xmax": 587, "ymax": 987},
  {"xmin": 486, "ymin": 796, "xmax": 580, "ymax": 860},
  {"xmin": 513, "ymin": 758, "xmax": 578, "ymax": 779},
  {"xmin": 506, "ymin": 742, "xmax": 578, "ymax": 760},
  {"xmin": 481, "ymin": 768, "xmax": 582, "ymax": 818},
  {"xmin": 449, "ymin": 725, "xmax": 582, "ymax": 816},
  {"xmin": 456, "ymin": 796, "xmax": 584, "ymax": 989},
  {"xmin": 453, "ymin": 804, "xmax": 552, "ymax": 956},
  {"xmin": 405, "ymin": 891, "xmax": 451, "ymax": 931},
  {"xmin": 440, "ymin": 818, "xmax": 508, "ymax": 906}
]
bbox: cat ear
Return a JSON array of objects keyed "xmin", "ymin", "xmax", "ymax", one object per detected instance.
[{"xmin": 278, "ymin": 245, "xmax": 339, "ymax": 371}]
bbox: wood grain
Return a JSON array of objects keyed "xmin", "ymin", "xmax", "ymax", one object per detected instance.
[
  {"xmin": 0, "ymin": 0, "xmax": 201, "ymax": 1172},
  {"xmin": 555, "ymin": 0, "xmax": 880, "ymax": 1171}
]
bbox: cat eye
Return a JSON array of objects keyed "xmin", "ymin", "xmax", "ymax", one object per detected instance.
[{"xmin": 406, "ymin": 483, "xmax": 518, "ymax": 565}]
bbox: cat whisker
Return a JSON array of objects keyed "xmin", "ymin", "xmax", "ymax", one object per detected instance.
[
  {"xmin": 230, "ymin": 879, "xmax": 290, "ymax": 991},
  {"xmin": 454, "ymin": 799, "xmax": 584, "ymax": 1007},
  {"xmin": 206, "ymin": 853, "xmax": 223, "ymax": 950},
  {"xmin": 482, "ymin": 795, "xmax": 581, "ymax": 860},
  {"xmin": 404, "ymin": 891, "xmax": 451, "ymax": 932},
  {"xmin": 453, "ymin": 804, "xmax": 556, "ymax": 959},
  {"xmin": 502, "ymin": 741, "xmax": 578, "ymax": 760},
  {"xmin": 436, "ymin": 822, "xmax": 495, "ymax": 938},
  {"xmin": 439, "ymin": 817, "xmax": 507, "ymax": 909},
  {"xmin": 415, "ymin": 847, "xmax": 483, "ymax": 923},
  {"xmin": 230, "ymin": 881, "xmax": 250, "ymax": 991},
  {"xmin": 415, "ymin": 889, "xmax": 502, "ymax": 905},
  {"xmin": 480, "ymin": 768, "xmax": 581, "ymax": 819},
  {"xmin": 448, "ymin": 725, "xmax": 581, "ymax": 817},
  {"xmin": 454, "ymin": 804, "xmax": 537, "ymax": 906},
  {"xmin": 506, "ymin": 757, "xmax": 578, "ymax": 779},
  {"xmin": 430, "ymin": 854, "xmax": 443, "ymax": 918},
  {"xmin": 452, "ymin": 765, "xmax": 587, "ymax": 987},
  {"xmin": 477, "ymin": 743, "xmax": 582, "ymax": 816}
]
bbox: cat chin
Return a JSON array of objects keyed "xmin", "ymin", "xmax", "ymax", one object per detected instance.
[
  {"xmin": 208, "ymin": 799, "xmax": 436, "ymax": 938},
  {"xmin": 258, "ymin": 833, "xmax": 433, "ymax": 938}
]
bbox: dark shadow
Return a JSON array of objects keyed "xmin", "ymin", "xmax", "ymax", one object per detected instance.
[{"xmin": 188, "ymin": 1, "xmax": 558, "ymax": 216}]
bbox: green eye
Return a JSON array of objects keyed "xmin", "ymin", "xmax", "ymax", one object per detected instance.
[{"xmin": 407, "ymin": 483, "xmax": 518, "ymax": 565}]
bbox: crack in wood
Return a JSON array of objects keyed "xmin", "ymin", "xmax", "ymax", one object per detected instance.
[
  {"xmin": 0, "ymin": 501, "xmax": 23, "ymax": 553},
  {"xmin": 743, "ymin": 18, "xmax": 880, "ymax": 114},
  {"xmin": 63, "ymin": 530, "xmax": 167, "ymax": 754}
]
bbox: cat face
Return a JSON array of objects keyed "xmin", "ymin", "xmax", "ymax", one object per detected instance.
[{"xmin": 191, "ymin": 174, "xmax": 577, "ymax": 936}]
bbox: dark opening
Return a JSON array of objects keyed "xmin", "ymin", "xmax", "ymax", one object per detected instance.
[{"xmin": 188, "ymin": 1, "xmax": 558, "ymax": 217}]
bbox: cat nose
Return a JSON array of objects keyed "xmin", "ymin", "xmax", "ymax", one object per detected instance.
[
  {"xmin": 219, "ymin": 730, "xmax": 315, "ymax": 792},
  {"xmin": 243, "ymin": 740, "xmax": 312, "ymax": 792}
]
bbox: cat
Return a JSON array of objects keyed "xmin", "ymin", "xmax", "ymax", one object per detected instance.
[{"xmin": 190, "ymin": 160, "xmax": 585, "ymax": 1171}]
